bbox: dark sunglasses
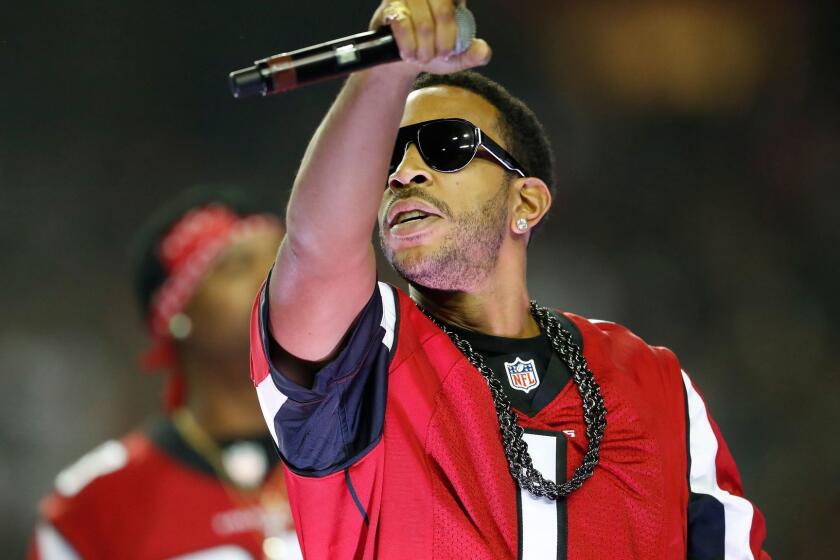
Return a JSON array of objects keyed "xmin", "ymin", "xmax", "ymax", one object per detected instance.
[{"xmin": 389, "ymin": 118, "xmax": 529, "ymax": 177}]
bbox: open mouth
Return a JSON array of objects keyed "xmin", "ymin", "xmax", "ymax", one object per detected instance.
[
  {"xmin": 392, "ymin": 210, "xmax": 431, "ymax": 227},
  {"xmin": 385, "ymin": 198, "xmax": 444, "ymax": 232}
]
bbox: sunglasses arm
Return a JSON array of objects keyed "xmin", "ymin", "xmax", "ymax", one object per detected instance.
[{"xmin": 477, "ymin": 129, "xmax": 527, "ymax": 178}]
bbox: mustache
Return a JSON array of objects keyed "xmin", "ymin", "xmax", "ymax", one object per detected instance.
[{"xmin": 383, "ymin": 187, "xmax": 453, "ymax": 221}]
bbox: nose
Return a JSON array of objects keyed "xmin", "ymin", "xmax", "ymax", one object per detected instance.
[{"xmin": 388, "ymin": 144, "xmax": 432, "ymax": 192}]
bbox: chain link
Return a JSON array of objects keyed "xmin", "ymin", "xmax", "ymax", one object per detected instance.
[{"xmin": 419, "ymin": 301, "xmax": 607, "ymax": 500}]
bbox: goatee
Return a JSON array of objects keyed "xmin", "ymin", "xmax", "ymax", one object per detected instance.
[{"xmin": 380, "ymin": 182, "xmax": 509, "ymax": 291}]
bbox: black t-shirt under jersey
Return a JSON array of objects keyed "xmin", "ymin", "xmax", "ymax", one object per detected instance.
[{"xmin": 449, "ymin": 317, "xmax": 577, "ymax": 417}]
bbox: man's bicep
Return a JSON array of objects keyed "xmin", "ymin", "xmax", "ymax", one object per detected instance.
[{"xmin": 268, "ymin": 238, "xmax": 377, "ymax": 364}]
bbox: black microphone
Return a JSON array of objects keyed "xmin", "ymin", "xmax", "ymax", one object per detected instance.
[{"xmin": 229, "ymin": 6, "xmax": 476, "ymax": 98}]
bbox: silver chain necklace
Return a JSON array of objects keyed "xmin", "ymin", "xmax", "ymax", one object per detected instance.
[{"xmin": 419, "ymin": 301, "xmax": 607, "ymax": 500}]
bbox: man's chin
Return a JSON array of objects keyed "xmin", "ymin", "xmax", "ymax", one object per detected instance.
[
  {"xmin": 387, "ymin": 245, "xmax": 430, "ymax": 275},
  {"xmin": 389, "ymin": 254, "xmax": 478, "ymax": 292}
]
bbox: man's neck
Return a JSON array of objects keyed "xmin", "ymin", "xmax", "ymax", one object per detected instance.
[
  {"xmin": 180, "ymin": 357, "xmax": 269, "ymax": 441},
  {"xmin": 410, "ymin": 264, "xmax": 540, "ymax": 339}
]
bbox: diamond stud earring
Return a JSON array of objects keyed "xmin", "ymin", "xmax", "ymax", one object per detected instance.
[{"xmin": 516, "ymin": 218, "xmax": 528, "ymax": 232}]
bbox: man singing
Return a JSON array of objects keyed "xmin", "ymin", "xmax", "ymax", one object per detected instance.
[{"xmin": 249, "ymin": 1, "xmax": 769, "ymax": 558}]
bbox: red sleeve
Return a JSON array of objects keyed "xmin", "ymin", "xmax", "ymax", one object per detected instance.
[
  {"xmin": 28, "ymin": 436, "xmax": 149, "ymax": 560},
  {"xmin": 29, "ymin": 492, "xmax": 98, "ymax": 560},
  {"xmin": 251, "ymin": 278, "xmax": 398, "ymax": 558},
  {"xmin": 283, "ymin": 443, "xmax": 384, "ymax": 559},
  {"xmin": 682, "ymin": 371, "xmax": 771, "ymax": 559},
  {"xmin": 27, "ymin": 519, "xmax": 83, "ymax": 560}
]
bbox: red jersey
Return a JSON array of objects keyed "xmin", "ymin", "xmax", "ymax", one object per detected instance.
[
  {"xmin": 29, "ymin": 419, "xmax": 300, "ymax": 560},
  {"xmin": 251, "ymin": 282, "xmax": 769, "ymax": 559}
]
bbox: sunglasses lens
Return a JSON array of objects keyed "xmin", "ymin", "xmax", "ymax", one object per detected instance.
[
  {"xmin": 418, "ymin": 121, "xmax": 476, "ymax": 172},
  {"xmin": 389, "ymin": 128, "xmax": 412, "ymax": 175},
  {"xmin": 388, "ymin": 120, "xmax": 478, "ymax": 176}
]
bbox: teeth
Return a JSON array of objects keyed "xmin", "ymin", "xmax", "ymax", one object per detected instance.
[{"xmin": 396, "ymin": 210, "xmax": 428, "ymax": 224}]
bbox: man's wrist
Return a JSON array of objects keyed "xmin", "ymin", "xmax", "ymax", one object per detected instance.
[{"xmin": 364, "ymin": 60, "xmax": 420, "ymax": 87}]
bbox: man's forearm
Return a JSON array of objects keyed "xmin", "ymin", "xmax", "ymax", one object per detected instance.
[
  {"xmin": 266, "ymin": 64, "xmax": 417, "ymax": 364},
  {"xmin": 284, "ymin": 65, "xmax": 418, "ymax": 265},
  {"xmin": 263, "ymin": 0, "xmax": 490, "ymax": 362}
]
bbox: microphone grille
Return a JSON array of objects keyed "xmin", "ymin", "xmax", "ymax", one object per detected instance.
[{"xmin": 454, "ymin": 5, "xmax": 477, "ymax": 55}]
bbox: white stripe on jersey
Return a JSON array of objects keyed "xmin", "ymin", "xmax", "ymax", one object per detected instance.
[
  {"xmin": 682, "ymin": 370, "xmax": 755, "ymax": 560},
  {"xmin": 520, "ymin": 433, "xmax": 559, "ymax": 560},
  {"xmin": 35, "ymin": 523, "xmax": 80, "ymax": 560},
  {"xmin": 54, "ymin": 440, "xmax": 128, "ymax": 497},
  {"xmin": 256, "ymin": 375, "xmax": 288, "ymax": 447},
  {"xmin": 377, "ymin": 282, "xmax": 397, "ymax": 351}
]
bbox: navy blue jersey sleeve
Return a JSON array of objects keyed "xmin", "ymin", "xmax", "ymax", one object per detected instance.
[{"xmin": 254, "ymin": 279, "xmax": 398, "ymax": 477}]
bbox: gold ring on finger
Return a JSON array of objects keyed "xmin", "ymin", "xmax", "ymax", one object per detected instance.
[{"xmin": 383, "ymin": 1, "xmax": 411, "ymax": 24}]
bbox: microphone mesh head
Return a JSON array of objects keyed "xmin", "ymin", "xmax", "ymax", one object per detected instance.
[{"xmin": 454, "ymin": 6, "xmax": 477, "ymax": 55}]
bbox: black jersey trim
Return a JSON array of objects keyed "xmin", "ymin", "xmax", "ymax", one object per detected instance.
[
  {"xmin": 344, "ymin": 468, "xmax": 370, "ymax": 527},
  {"xmin": 551, "ymin": 310, "xmax": 583, "ymax": 348}
]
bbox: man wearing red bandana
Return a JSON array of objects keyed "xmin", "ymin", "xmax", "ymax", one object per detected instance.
[
  {"xmin": 29, "ymin": 188, "xmax": 301, "ymax": 560},
  {"xmin": 248, "ymin": 1, "xmax": 770, "ymax": 559}
]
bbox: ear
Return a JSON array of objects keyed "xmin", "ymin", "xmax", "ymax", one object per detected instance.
[{"xmin": 509, "ymin": 176, "xmax": 552, "ymax": 237}]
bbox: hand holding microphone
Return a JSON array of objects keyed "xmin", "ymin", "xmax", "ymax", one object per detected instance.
[
  {"xmin": 230, "ymin": 0, "xmax": 490, "ymax": 98},
  {"xmin": 368, "ymin": 0, "xmax": 490, "ymax": 72}
]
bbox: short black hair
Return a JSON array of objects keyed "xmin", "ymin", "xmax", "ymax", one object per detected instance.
[
  {"xmin": 130, "ymin": 185, "xmax": 280, "ymax": 321},
  {"xmin": 412, "ymin": 71, "xmax": 556, "ymax": 196}
]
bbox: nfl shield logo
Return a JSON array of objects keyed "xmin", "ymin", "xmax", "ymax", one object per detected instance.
[{"xmin": 504, "ymin": 357, "xmax": 540, "ymax": 394}]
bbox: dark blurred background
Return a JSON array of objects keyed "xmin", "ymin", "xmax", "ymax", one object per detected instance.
[{"xmin": 1, "ymin": 1, "xmax": 838, "ymax": 557}]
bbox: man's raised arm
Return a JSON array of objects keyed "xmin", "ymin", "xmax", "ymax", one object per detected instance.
[{"xmin": 266, "ymin": 0, "xmax": 491, "ymax": 384}]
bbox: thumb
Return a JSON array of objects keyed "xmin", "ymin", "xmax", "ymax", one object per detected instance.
[
  {"xmin": 450, "ymin": 39, "xmax": 492, "ymax": 70},
  {"xmin": 369, "ymin": 4, "xmax": 386, "ymax": 31}
]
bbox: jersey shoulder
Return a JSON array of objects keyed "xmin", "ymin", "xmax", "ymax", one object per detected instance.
[
  {"xmin": 35, "ymin": 430, "xmax": 176, "ymax": 558},
  {"xmin": 40, "ymin": 430, "xmax": 169, "ymax": 525},
  {"xmin": 392, "ymin": 285, "xmax": 440, "ymax": 346},
  {"xmin": 564, "ymin": 312, "xmax": 683, "ymax": 390}
]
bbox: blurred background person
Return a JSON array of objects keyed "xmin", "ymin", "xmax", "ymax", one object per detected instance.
[{"xmin": 27, "ymin": 187, "xmax": 300, "ymax": 560}]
